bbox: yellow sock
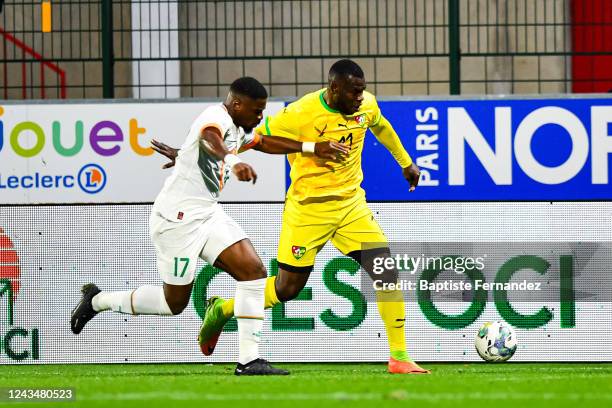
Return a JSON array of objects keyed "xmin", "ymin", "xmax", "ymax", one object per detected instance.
[
  {"xmin": 220, "ymin": 298, "xmax": 234, "ymax": 318},
  {"xmin": 376, "ymin": 289, "xmax": 411, "ymax": 362},
  {"xmin": 220, "ymin": 276, "xmax": 280, "ymax": 318},
  {"xmin": 264, "ymin": 276, "xmax": 280, "ymax": 308}
]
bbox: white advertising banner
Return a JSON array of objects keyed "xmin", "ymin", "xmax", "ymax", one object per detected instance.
[
  {"xmin": 1, "ymin": 202, "xmax": 611, "ymax": 364},
  {"xmin": 0, "ymin": 101, "xmax": 286, "ymax": 204}
]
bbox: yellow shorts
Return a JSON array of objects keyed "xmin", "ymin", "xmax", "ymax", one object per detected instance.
[{"xmin": 277, "ymin": 189, "xmax": 388, "ymax": 269}]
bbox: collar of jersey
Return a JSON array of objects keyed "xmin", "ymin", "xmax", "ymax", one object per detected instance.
[{"xmin": 319, "ymin": 90, "xmax": 340, "ymax": 114}]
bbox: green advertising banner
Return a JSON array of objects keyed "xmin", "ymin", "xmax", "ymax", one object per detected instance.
[{"xmin": 1, "ymin": 203, "xmax": 611, "ymax": 363}]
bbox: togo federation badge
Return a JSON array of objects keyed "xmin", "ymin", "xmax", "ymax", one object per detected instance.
[
  {"xmin": 292, "ymin": 245, "xmax": 306, "ymax": 260},
  {"xmin": 354, "ymin": 114, "xmax": 367, "ymax": 128}
]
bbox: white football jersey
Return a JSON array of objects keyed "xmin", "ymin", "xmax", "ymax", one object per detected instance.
[{"xmin": 152, "ymin": 104, "xmax": 260, "ymax": 221}]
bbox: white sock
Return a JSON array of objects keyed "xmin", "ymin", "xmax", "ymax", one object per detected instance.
[
  {"xmin": 234, "ymin": 278, "xmax": 266, "ymax": 365},
  {"xmin": 92, "ymin": 290, "xmax": 132, "ymax": 313},
  {"xmin": 92, "ymin": 285, "xmax": 173, "ymax": 315}
]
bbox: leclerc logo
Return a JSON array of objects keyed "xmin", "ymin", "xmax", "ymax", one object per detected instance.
[
  {"xmin": 0, "ymin": 163, "xmax": 107, "ymax": 195},
  {"xmin": 77, "ymin": 163, "xmax": 106, "ymax": 194}
]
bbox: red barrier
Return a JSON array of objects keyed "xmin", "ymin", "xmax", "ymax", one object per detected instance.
[
  {"xmin": 572, "ymin": 0, "xmax": 612, "ymax": 93},
  {"xmin": 0, "ymin": 27, "xmax": 66, "ymax": 99}
]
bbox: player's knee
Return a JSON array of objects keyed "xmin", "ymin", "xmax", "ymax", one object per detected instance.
[
  {"xmin": 164, "ymin": 294, "xmax": 190, "ymax": 315},
  {"xmin": 349, "ymin": 249, "xmax": 397, "ymax": 284}
]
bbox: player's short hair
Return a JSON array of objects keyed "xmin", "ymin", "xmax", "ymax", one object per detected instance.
[
  {"xmin": 329, "ymin": 59, "xmax": 364, "ymax": 81},
  {"xmin": 230, "ymin": 77, "xmax": 268, "ymax": 100}
]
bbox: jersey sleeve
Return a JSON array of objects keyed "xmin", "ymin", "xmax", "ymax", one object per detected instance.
[
  {"xmin": 192, "ymin": 108, "xmax": 228, "ymax": 139},
  {"xmin": 255, "ymin": 105, "xmax": 302, "ymax": 141},
  {"xmin": 366, "ymin": 93, "xmax": 383, "ymax": 128}
]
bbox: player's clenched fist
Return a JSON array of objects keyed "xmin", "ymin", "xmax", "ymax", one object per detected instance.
[
  {"xmin": 232, "ymin": 162, "xmax": 258, "ymax": 184},
  {"xmin": 314, "ymin": 141, "xmax": 350, "ymax": 160},
  {"xmin": 403, "ymin": 162, "xmax": 420, "ymax": 192}
]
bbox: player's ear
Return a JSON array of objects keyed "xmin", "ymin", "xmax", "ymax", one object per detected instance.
[
  {"xmin": 232, "ymin": 95, "xmax": 243, "ymax": 111},
  {"xmin": 329, "ymin": 80, "xmax": 340, "ymax": 96}
]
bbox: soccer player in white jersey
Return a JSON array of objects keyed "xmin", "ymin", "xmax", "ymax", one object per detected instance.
[{"xmin": 70, "ymin": 77, "xmax": 348, "ymax": 375}]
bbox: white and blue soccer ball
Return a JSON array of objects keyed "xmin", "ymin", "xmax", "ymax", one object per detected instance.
[{"xmin": 475, "ymin": 321, "xmax": 517, "ymax": 362}]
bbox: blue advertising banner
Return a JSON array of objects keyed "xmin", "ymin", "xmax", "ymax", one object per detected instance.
[{"xmin": 359, "ymin": 98, "xmax": 612, "ymax": 201}]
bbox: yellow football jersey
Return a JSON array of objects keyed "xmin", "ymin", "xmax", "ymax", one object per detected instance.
[{"xmin": 256, "ymin": 89, "xmax": 382, "ymax": 202}]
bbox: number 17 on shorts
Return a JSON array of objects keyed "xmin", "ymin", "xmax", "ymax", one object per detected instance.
[{"xmin": 173, "ymin": 257, "xmax": 190, "ymax": 278}]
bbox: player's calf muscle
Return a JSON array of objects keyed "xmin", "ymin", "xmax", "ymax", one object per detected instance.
[
  {"xmin": 275, "ymin": 268, "xmax": 310, "ymax": 302},
  {"xmin": 163, "ymin": 283, "xmax": 192, "ymax": 315},
  {"xmin": 165, "ymin": 297, "xmax": 189, "ymax": 315},
  {"xmin": 274, "ymin": 283, "xmax": 303, "ymax": 302}
]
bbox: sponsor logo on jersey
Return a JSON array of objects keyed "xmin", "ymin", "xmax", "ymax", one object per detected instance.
[{"xmin": 314, "ymin": 124, "xmax": 327, "ymax": 137}]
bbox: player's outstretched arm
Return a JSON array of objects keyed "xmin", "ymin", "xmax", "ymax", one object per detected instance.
[
  {"xmin": 370, "ymin": 115, "xmax": 420, "ymax": 192},
  {"xmin": 252, "ymin": 134, "xmax": 349, "ymax": 160}
]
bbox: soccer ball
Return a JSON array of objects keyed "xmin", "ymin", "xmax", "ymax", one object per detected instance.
[{"xmin": 475, "ymin": 321, "xmax": 517, "ymax": 362}]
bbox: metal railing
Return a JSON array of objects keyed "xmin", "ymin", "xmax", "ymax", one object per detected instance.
[{"xmin": 0, "ymin": 0, "xmax": 610, "ymax": 100}]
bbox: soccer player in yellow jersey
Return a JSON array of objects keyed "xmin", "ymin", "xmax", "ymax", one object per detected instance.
[
  {"xmin": 198, "ymin": 60, "xmax": 429, "ymax": 374},
  {"xmin": 154, "ymin": 60, "xmax": 429, "ymax": 374}
]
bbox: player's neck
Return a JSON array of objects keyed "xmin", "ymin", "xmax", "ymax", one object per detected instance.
[
  {"xmin": 222, "ymin": 101, "xmax": 232, "ymax": 113},
  {"xmin": 222, "ymin": 101, "xmax": 238, "ymax": 125},
  {"xmin": 322, "ymin": 89, "xmax": 339, "ymax": 112}
]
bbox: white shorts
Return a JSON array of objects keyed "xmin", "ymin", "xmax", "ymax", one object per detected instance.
[{"xmin": 149, "ymin": 205, "xmax": 248, "ymax": 285}]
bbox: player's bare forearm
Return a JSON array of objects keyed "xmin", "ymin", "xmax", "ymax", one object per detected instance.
[
  {"xmin": 252, "ymin": 135, "xmax": 303, "ymax": 154},
  {"xmin": 200, "ymin": 128, "xmax": 230, "ymax": 161},
  {"xmin": 152, "ymin": 133, "xmax": 256, "ymax": 182},
  {"xmin": 253, "ymin": 134, "xmax": 350, "ymax": 160}
]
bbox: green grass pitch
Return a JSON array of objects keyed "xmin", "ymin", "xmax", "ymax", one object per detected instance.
[{"xmin": 0, "ymin": 363, "xmax": 611, "ymax": 407}]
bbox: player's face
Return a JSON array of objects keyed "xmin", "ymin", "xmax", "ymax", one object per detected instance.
[
  {"xmin": 336, "ymin": 75, "xmax": 366, "ymax": 115},
  {"xmin": 235, "ymin": 96, "xmax": 267, "ymax": 133}
]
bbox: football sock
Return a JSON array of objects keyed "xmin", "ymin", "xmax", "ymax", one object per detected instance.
[
  {"xmin": 375, "ymin": 289, "xmax": 411, "ymax": 362},
  {"xmin": 263, "ymin": 276, "xmax": 281, "ymax": 308},
  {"xmin": 220, "ymin": 276, "xmax": 279, "ymax": 318},
  {"xmin": 234, "ymin": 278, "xmax": 266, "ymax": 365},
  {"xmin": 92, "ymin": 285, "xmax": 173, "ymax": 315},
  {"xmin": 92, "ymin": 290, "xmax": 132, "ymax": 313}
]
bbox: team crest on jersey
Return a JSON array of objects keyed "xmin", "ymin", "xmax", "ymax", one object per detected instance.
[
  {"xmin": 291, "ymin": 245, "xmax": 306, "ymax": 260},
  {"xmin": 354, "ymin": 114, "xmax": 367, "ymax": 128}
]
